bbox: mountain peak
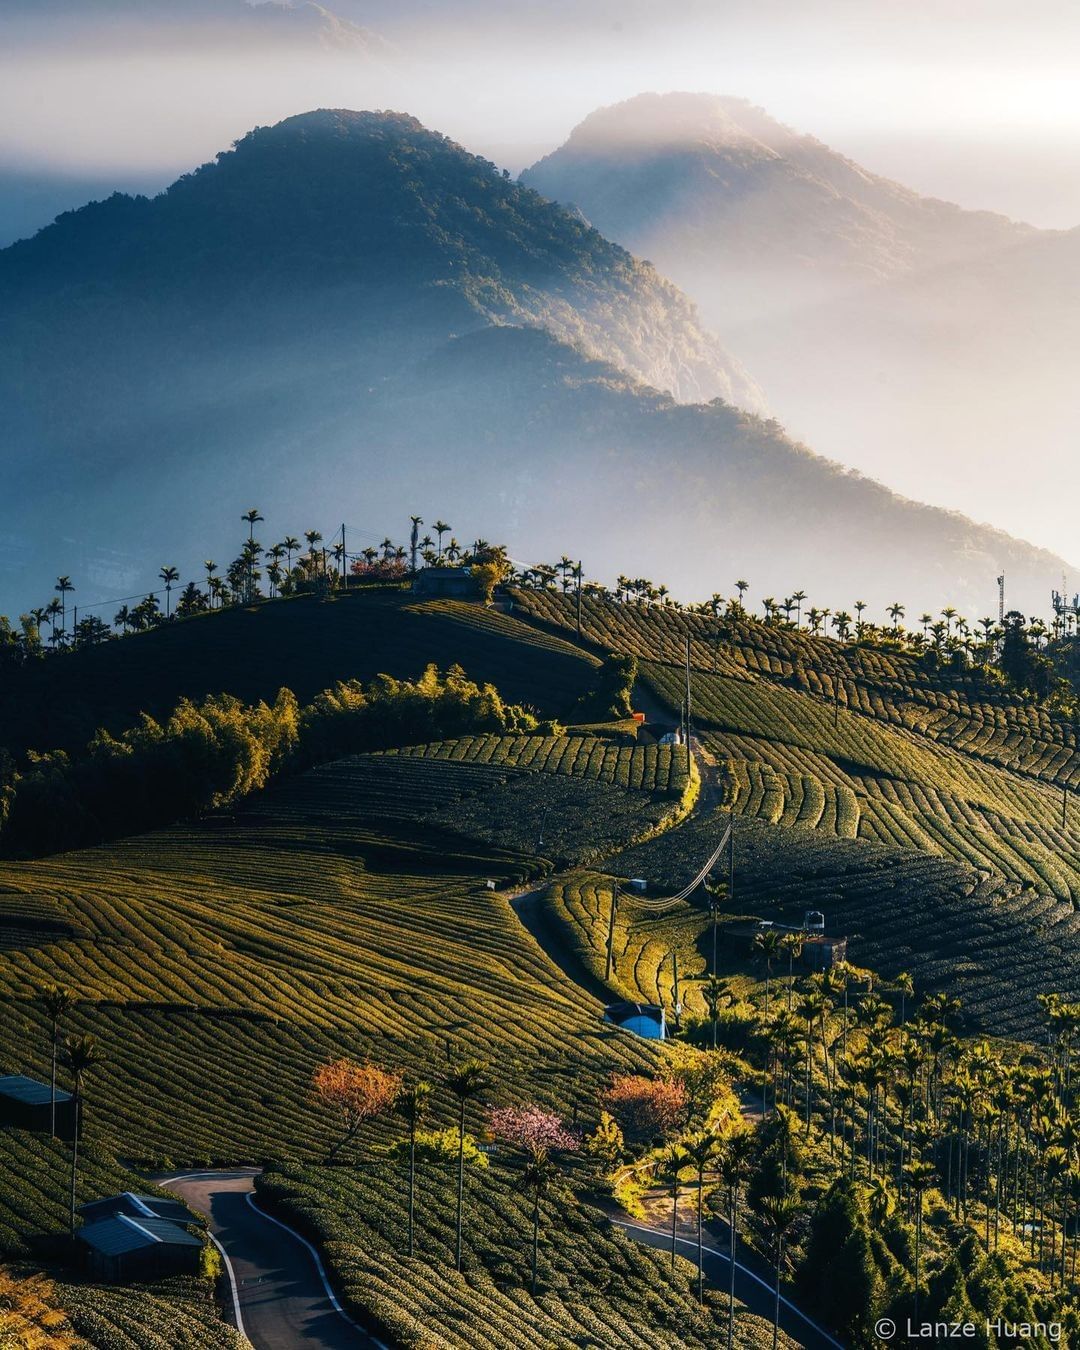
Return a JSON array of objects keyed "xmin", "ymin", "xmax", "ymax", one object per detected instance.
[
  {"xmin": 247, "ymin": 108, "xmax": 426, "ymax": 142},
  {"xmin": 557, "ymin": 92, "xmax": 802, "ymax": 159}
]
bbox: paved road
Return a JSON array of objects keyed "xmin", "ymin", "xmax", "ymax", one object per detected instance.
[
  {"xmin": 160, "ymin": 1170, "xmax": 383, "ymax": 1350},
  {"xmin": 614, "ymin": 1217, "xmax": 844, "ymax": 1350}
]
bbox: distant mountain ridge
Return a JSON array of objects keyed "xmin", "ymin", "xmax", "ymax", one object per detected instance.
[
  {"xmin": 523, "ymin": 92, "xmax": 1040, "ymax": 310},
  {"xmin": 4, "ymin": 1, "xmax": 389, "ymax": 52},
  {"xmin": 522, "ymin": 92, "xmax": 1079, "ymax": 562},
  {"xmin": 0, "ymin": 107, "xmax": 1068, "ymax": 620}
]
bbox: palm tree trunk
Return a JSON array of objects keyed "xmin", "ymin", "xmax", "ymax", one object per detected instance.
[
  {"xmin": 727, "ymin": 1186, "xmax": 737, "ymax": 1350},
  {"xmin": 531, "ymin": 1188, "xmax": 541, "ymax": 1295},
  {"xmin": 455, "ymin": 1100, "xmax": 466, "ymax": 1271},
  {"xmin": 670, "ymin": 1180, "xmax": 679, "ymax": 1274},
  {"xmin": 772, "ymin": 1238, "xmax": 782, "ymax": 1350},
  {"xmin": 49, "ymin": 1029, "xmax": 58, "ymax": 1139},
  {"xmin": 69, "ymin": 1096, "xmax": 80, "ymax": 1238},
  {"xmin": 407, "ymin": 1125, "xmax": 417, "ymax": 1258},
  {"xmin": 696, "ymin": 1168, "xmax": 705, "ymax": 1303}
]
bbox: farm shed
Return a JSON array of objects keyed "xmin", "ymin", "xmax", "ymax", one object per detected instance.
[
  {"xmin": 801, "ymin": 934, "xmax": 848, "ymax": 971},
  {"xmin": 76, "ymin": 1213, "xmax": 204, "ymax": 1283},
  {"xmin": 414, "ymin": 566, "xmax": 475, "ymax": 598},
  {"xmin": 0, "ymin": 1074, "xmax": 74, "ymax": 1134},
  {"xmin": 603, "ymin": 1001, "xmax": 666, "ymax": 1040},
  {"xmin": 79, "ymin": 1191, "xmax": 203, "ymax": 1229}
]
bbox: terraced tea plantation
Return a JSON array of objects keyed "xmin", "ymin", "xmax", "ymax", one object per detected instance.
[
  {"xmin": 547, "ymin": 804, "xmax": 1080, "ymax": 1038},
  {"xmin": 512, "ymin": 589, "xmax": 1080, "ymax": 793},
  {"xmin": 0, "ymin": 745, "xmax": 677, "ymax": 1167},
  {"xmin": 258, "ymin": 1159, "xmax": 792, "ymax": 1350}
]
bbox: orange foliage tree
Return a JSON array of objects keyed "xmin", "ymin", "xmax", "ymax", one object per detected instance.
[
  {"xmin": 599, "ymin": 1074, "xmax": 689, "ymax": 1144},
  {"xmin": 312, "ymin": 1058, "xmax": 402, "ymax": 1162}
]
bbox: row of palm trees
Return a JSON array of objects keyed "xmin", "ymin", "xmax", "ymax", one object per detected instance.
[
  {"xmin": 737, "ymin": 944, "xmax": 1080, "ymax": 1296},
  {"xmin": 25, "ymin": 513, "xmax": 513, "ymax": 652},
  {"xmin": 25, "ymin": 527, "xmax": 1069, "ymax": 680}
]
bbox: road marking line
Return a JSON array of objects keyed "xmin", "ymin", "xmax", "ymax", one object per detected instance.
[
  {"xmin": 209, "ymin": 1231, "xmax": 250, "ymax": 1344},
  {"xmin": 158, "ymin": 1174, "xmax": 252, "ymax": 1344},
  {"xmin": 615, "ymin": 1221, "xmax": 844, "ymax": 1349},
  {"xmin": 245, "ymin": 1192, "xmax": 391, "ymax": 1350}
]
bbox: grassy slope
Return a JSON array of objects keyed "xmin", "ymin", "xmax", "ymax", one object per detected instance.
[{"xmin": 0, "ymin": 590, "xmax": 598, "ymax": 755}]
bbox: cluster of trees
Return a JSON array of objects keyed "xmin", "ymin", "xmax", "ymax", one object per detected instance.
[
  {"xmin": 311, "ymin": 1054, "xmax": 579, "ymax": 1289},
  {"xmin": 309, "ymin": 1047, "xmax": 739, "ymax": 1306},
  {"xmin": 687, "ymin": 938, "xmax": 1080, "ymax": 1340},
  {"xmin": 1, "ymin": 511, "xmax": 517, "ymax": 668},
  {"xmin": 0, "ymin": 665, "xmax": 545, "ymax": 856},
  {"xmin": 10, "ymin": 506, "xmax": 1073, "ymax": 716}
]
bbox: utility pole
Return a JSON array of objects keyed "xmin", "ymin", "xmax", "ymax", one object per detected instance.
[
  {"xmin": 684, "ymin": 635, "xmax": 693, "ymax": 777},
  {"xmin": 604, "ymin": 882, "xmax": 619, "ymax": 982},
  {"xmin": 998, "ymin": 572, "xmax": 1005, "ymax": 625},
  {"xmin": 671, "ymin": 951, "xmax": 681, "ymax": 1032},
  {"xmin": 727, "ymin": 811, "xmax": 735, "ymax": 911},
  {"xmin": 341, "ymin": 524, "xmax": 347, "ymax": 585},
  {"xmin": 575, "ymin": 561, "xmax": 583, "ymax": 640},
  {"xmin": 711, "ymin": 887, "xmax": 718, "ymax": 981}
]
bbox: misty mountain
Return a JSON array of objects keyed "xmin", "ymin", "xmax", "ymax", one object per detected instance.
[
  {"xmin": 4, "ymin": 1, "xmax": 389, "ymax": 52},
  {"xmin": 522, "ymin": 93, "xmax": 1079, "ymax": 561},
  {"xmin": 0, "ymin": 108, "xmax": 1065, "ymax": 623}
]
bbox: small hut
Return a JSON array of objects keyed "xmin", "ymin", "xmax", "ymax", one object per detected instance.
[{"xmin": 0, "ymin": 1075, "xmax": 74, "ymax": 1134}]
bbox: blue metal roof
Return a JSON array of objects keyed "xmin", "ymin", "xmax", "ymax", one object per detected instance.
[
  {"xmin": 77, "ymin": 1214, "xmax": 202, "ymax": 1256},
  {"xmin": 0, "ymin": 1074, "xmax": 72, "ymax": 1105}
]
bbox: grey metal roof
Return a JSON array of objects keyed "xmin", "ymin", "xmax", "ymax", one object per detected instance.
[
  {"xmin": 79, "ymin": 1192, "xmax": 200, "ymax": 1226},
  {"xmin": 0, "ymin": 1074, "xmax": 72, "ymax": 1105},
  {"xmin": 77, "ymin": 1213, "xmax": 202, "ymax": 1256}
]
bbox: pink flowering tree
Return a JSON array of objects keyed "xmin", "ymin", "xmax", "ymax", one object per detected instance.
[
  {"xmin": 488, "ymin": 1104, "xmax": 579, "ymax": 1294},
  {"xmin": 488, "ymin": 1104, "xmax": 578, "ymax": 1158}
]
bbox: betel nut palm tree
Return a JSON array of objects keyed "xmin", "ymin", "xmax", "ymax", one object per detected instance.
[{"xmin": 444, "ymin": 1059, "xmax": 490, "ymax": 1271}]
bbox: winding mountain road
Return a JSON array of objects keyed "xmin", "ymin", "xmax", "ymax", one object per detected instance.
[
  {"xmin": 160, "ymin": 1169, "xmax": 383, "ymax": 1350},
  {"xmin": 612, "ymin": 1216, "xmax": 843, "ymax": 1350}
]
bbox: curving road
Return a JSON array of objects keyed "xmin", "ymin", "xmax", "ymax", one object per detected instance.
[
  {"xmin": 159, "ymin": 1169, "xmax": 384, "ymax": 1350},
  {"xmin": 613, "ymin": 1217, "xmax": 843, "ymax": 1350}
]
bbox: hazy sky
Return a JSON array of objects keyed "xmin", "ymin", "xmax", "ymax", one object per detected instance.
[
  {"xmin": 2, "ymin": 0, "xmax": 1078, "ymax": 567},
  {"xmin": 3, "ymin": 0, "xmax": 1080, "ymax": 226}
]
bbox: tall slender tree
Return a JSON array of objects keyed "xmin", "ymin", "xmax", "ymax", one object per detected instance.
[
  {"xmin": 396, "ymin": 1080, "xmax": 432, "ymax": 1259},
  {"xmin": 62, "ymin": 1034, "xmax": 98, "ymax": 1237},
  {"xmin": 39, "ymin": 986, "xmax": 74, "ymax": 1138},
  {"xmin": 444, "ymin": 1060, "xmax": 490, "ymax": 1271},
  {"xmin": 718, "ymin": 1131, "xmax": 753, "ymax": 1350},
  {"xmin": 759, "ymin": 1193, "xmax": 798, "ymax": 1350},
  {"xmin": 54, "ymin": 577, "xmax": 74, "ymax": 637},
  {"xmin": 685, "ymin": 1129, "xmax": 723, "ymax": 1302},
  {"xmin": 158, "ymin": 566, "xmax": 179, "ymax": 619},
  {"xmin": 658, "ymin": 1143, "xmax": 692, "ymax": 1274},
  {"xmin": 409, "ymin": 516, "xmax": 424, "ymax": 576}
]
